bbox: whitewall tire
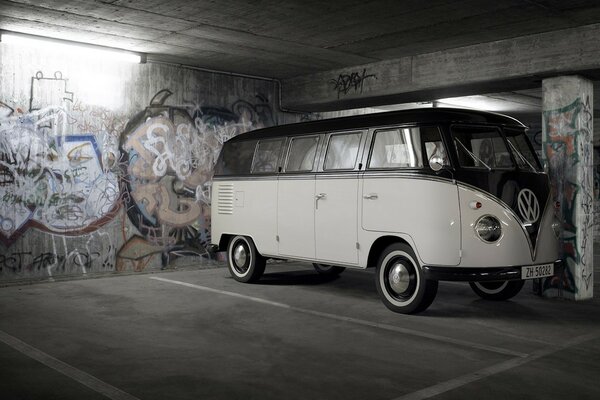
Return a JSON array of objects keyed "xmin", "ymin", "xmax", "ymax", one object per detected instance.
[
  {"xmin": 375, "ymin": 243, "xmax": 438, "ymax": 314},
  {"xmin": 227, "ymin": 235, "xmax": 266, "ymax": 283}
]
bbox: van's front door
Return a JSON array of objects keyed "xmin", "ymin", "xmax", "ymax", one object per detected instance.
[
  {"xmin": 361, "ymin": 175, "xmax": 461, "ymax": 266},
  {"xmin": 314, "ymin": 174, "xmax": 360, "ymax": 265}
]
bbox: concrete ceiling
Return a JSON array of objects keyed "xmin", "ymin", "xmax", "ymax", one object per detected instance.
[
  {"xmin": 2, "ymin": 0, "xmax": 600, "ymax": 133},
  {"xmin": 2, "ymin": 0, "xmax": 600, "ymax": 80}
]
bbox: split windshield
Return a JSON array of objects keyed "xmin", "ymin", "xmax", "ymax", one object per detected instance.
[{"xmin": 452, "ymin": 125, "xmax": 541, "ymax": 171}]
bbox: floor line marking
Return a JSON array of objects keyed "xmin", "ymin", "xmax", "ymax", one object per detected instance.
[
  {"xmin": 149, "ymin": 276, "xmax": 527, "ymax": 358},
  {"xmin": 0, "ymin": 330, "xmax": 141, "ymax": 400},
  {"xmin": 391, "ymin": 331, "xmax": 600, "ymax": 400}
]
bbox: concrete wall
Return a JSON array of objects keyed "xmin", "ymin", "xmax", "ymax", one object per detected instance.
[{"xmin": 0, "ymin": 42, "xmax": 300, "ymax": 282}]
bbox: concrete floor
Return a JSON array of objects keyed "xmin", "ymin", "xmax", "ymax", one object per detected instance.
[{"xmin": 1, "ymin": 260, "xmax": 600, "ymax": 400}]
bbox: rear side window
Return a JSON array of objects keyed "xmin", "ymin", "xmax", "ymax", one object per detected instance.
[
  {"xmin": 214, "ymin": 139, "xmax": 257, "ymax": 176},
  {"xmin": 324, "ymin": 132, "xmax": 362, "ymax": 170},
  {"xmin": 251, "ymin": 138, "xmax": 284, "ymax": 173},
  {"xmin": 285, "ymin": 136, "xmax": 319, "ymax": 172}
]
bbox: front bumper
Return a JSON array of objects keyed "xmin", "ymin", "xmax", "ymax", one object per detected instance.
[{"xmin": 422, "ymin": 260, "xmax": 562, "ymax": 282}]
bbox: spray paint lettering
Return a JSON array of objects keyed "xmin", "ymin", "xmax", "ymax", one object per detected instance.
[
  {"xmin": 118, "ymin": 90, "xmax": 274, "ymax": 268},
  {"xmin": 0, "ymin": 71, "xmax": 127, "ymax": 248},
  {"xmin": 0, "ymin": 232, "xmax": 114, "ymax": 277},
  {"xmin": 330, "ymin": 68, "xmax": 377, "ymax": 99},
  {"xmin": 543, "ymin": 97, "xmax": 594, "ymax": 296},
  {"xmin": 0, "ymin": 108, "xmax": 121, "ymax": 245}
]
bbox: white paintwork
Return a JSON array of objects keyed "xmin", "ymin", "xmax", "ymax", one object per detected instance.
[
  {"xmin": 361, "ymin": 176, "xmax": 461, "ymax": 266},
  {"xmin": 315, "ymin": 177, "xmax": 359, "ymax": 264},
  {"xmin": 277, "ymin": 177, "xmax": 316, "ymax": 258},
  {"xmin": 212, "ymin": 180, "xmax": 279, "ymax": 256},
  {"xmin": 211, "ymin": 176, "xmax": 559, "ymax": 273},
  {"xmin": 457, "ymin": 185, "xmax": 560, "ymax": 268}
]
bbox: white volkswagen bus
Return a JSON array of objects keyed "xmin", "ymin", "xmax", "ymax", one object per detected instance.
[{"xmin": 210, "ymin": 108, "xmax": 561, "ymax": 313}]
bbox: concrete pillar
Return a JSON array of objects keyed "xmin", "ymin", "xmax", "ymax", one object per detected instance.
[{"xmin": 542, "ymin": 76, "xmax": 594, "ymax": 300}]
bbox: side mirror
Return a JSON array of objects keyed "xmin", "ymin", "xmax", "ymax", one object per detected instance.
[{"xmin": 429, "ymin": 155, "xmax": 444, "ymax": 172}]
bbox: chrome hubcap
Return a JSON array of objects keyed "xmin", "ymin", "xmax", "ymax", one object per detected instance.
[
  {"xmin": 388, "ymin": 262, "xmax": 410, "ymax": 294},
  {"xmin": 233, "ymin": 244, "xmax": 247, "ymax": 267}
]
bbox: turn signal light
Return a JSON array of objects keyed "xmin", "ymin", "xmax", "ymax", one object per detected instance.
[{"xmin": 469, "ymin": 201, "xmax": 482, "ymax": 210}]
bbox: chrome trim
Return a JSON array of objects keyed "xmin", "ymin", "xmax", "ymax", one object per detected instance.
[
  {"xmin": 362, "ymin": 171, "xmax": 455, "ymax": 184},
  {"xmin": 213, "ymin": 172, "xmax": 453, "ymax": 183},
  {"xmin": 261, "ymin": 253, "xmax": 361, "ymax": 268},
  {"xmin": 213, "ymin": 175, "xmax": 278, "ymax": 182},
  {"xmin": 278, "ymin": 174, "xmax": 316, "ymax": 181},
  {"xmin": 423, "ymin": 259, "xmax": 562, "ymax": 281},
  {"xmin": 316, "ymin": 172, "xmax": 360, "ymax": 180}
]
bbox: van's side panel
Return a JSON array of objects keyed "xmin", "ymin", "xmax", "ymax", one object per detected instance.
[
  {"xmin": 277, "ymin": 176, "xmax": 316, "ymax": 259},
  {"xmin": 212, "ymin": 179, "xmax": 278, "ymax": 255},
  {"xmin": 315, "ymin": 174, "xmax": 360, "ymax": 265},
  {"xmin": 361, "ymin": 176, "xmax": 461, "ymax": 266}
]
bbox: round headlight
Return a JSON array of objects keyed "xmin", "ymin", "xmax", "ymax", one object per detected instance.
[{"xmin": 475, "ymin": 215, "xmax": 502, "ymax": 243}]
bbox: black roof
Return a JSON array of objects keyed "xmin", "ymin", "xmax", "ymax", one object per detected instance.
[{"xmin": 228, "ymin": 107, "xmax": 526, "ymax": 142}]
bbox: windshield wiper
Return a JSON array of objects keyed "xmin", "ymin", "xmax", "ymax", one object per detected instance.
[
  {"xmin": 506, "ymin": 139, "xmax": 536, "ymax": 172},
  {"xmin": 454, "ymin": 138, "xmax": 491, "ymax": 171}
]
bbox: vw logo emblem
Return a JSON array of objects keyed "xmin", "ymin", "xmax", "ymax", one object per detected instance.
[{"xmin": 517, "ymin": 189, "xmax": 540, "ymax": 224}]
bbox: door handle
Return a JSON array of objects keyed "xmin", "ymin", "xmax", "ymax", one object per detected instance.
[
  {"xmin": 363, "ymin": 193, "xmax": 378, "ymax": 200},
  {"xmin": 315, "ymin": 193, "xmax": 326, "ymax": 209}
]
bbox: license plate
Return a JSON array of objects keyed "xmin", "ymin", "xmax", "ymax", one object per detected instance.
[{"xmin": 521, "ymin": 263, "xmax": 554, "ymax": 280}]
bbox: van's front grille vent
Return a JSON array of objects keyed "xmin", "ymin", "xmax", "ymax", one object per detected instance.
[{"xmin": 217, "ymin": 184, "xmax": 234, "ymax": 214}]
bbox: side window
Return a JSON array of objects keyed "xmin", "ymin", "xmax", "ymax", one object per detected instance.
[
  {"xmin": 421, "ymin": 126, "xmax": 450, "ymax": 168},
  {"xmin": 251, "ymin": 138, "xmax": 284, "ymax": 173},
  {"xmin": 214, "ymin": 139, "xmax": 257, "ymax": 175},
  {"xmin": 452, "ymin": 126, "xmax": 514, "ymax": 169},
  {"xmin": 285, "ymin": 136, "xmax": 319, "ymax": 172},
  {"xmin": 324, "ymin": 132, "xmax": 362, "ymax": 170},
  {"xmin": 368, "ymin": 127, "xmax": 423, "ymax": 169}
]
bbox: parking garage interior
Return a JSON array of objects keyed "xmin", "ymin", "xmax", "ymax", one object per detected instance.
[{"xmin": 1, "ymin": 1, "xmax": 600, "ymax": 399}]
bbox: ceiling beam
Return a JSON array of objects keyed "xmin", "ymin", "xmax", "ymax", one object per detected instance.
[{"xmin": 281, "ymin": 23, "xmax": 600, "ymax": 111}]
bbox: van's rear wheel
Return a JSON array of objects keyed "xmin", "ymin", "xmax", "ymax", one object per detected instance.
[
  {"xmin": 227, "ymin": 236, "xmax": 265, "ymax": 283},
  {"xmin": 375, "ymin": 243, "xmax": 438, "ymax": 314},
  {"xmin": 469, "ymin": 280, "xmax": 524, "ymax": 301},
  {"xmin": 313, "ymin": 264, "xmax": 345, "ymax": 276}
]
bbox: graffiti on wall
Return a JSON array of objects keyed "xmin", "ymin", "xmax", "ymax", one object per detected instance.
[
  {"xmin": 0, "ymin": 71, "xmax": 123, "ymax": 247},
  {"xmin": 330, "ymin": 68, "xmax": 377, "ymax": 99},
  {"xmin": 0, "ymin": 230, "xmax": 115, "ymax": 277},
  {"xmin": 117, "ymin": 89, "xmax": 274, "ymax": 269},
  {"xmin": 594, "ymin": 146, "xmax": 600, "ymax": 239},
  {"xmin": 542, "ymin": 96, "xmax": 594, "ymax": 297},
  {"xmin": 0, "ymin": 67, "xmax": 276, "ymax": 278}
]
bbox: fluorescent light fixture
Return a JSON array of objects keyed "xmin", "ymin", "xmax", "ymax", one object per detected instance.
[
  {"xmin": 435, "ymin": 95, "xmax": 514, "ymax": 112},
  {"xmin": 0, "ymin": 31, "xmax": 143, "ymax": 63}
]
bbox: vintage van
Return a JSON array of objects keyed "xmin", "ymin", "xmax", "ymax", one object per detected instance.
[{"xmin": 210, "ymin": 108, "xmax": 561, "ymax": 313}]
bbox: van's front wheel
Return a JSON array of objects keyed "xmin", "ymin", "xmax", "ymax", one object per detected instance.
[
  {"xmin": 469, "ymin": 280, "xmax": 524, "ymax": 301},
  {"xmin": 375, "ymin": 243, "xmax": 438, "ymax": 314},
  {"xmin": 227, "ymin": 236, "xmax": 265, "ymax": 283}
]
